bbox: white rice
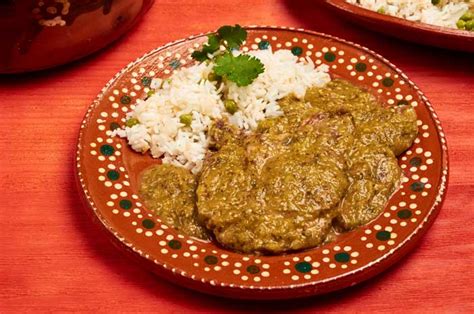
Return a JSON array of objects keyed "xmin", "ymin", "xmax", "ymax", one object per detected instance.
[
  {"xmin": 347, "ymin": 0, "xmax": 472, "ymax": 29},
  {"xmin": 113, "ymin": 48, "xmax": 331, "ymax": 174}
]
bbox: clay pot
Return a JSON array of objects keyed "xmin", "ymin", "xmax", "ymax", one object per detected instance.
[{"xmin": 0, "ymin": 0, "xmax": 154, "ymax": 73}]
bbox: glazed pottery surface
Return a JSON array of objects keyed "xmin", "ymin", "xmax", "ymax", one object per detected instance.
[
  {"xmin": 325, "ymin": 0, "xmax": 474, "ymax": 52},
  {"xmin": 0, "ymin": 0, "xmax": 154, "ymax": 73},
  {"xmin": 76, "ymin": 26, "xmax": 448, "ymax": 299}
]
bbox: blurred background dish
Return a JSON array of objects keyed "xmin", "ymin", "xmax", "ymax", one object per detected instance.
[
  {"xmin": 0, "ymin": 0, "xmax": 154, "ymax": 73},
  {"xmin": 325, "ymin": 0, "xmax": 474, "ymax": 52}
]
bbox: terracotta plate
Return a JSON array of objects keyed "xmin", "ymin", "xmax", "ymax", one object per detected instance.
[
  {"xmin": 325, "ymin": 0, "xmax": 474, "ymax": 52},
  {"xmin": 76, "ymin": 26, "xmax": 448, "ymax": 300}
]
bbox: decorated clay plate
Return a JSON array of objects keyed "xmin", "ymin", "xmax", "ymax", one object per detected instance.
[
  {"xmin": 325, "ymin": 0, "xmax": 474, "ymax": 52},
  {"xmin": 76, "ymin": 26, "xmax": 448, "ymax": 299}
]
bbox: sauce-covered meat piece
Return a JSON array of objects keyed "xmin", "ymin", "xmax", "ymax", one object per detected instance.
[
  {"xmin": 140, "ymin": 164, "xmax": 209, "ymax": 240},
  {"xmin": 197, "ymin": 99, "xmax": 353, "ymax": 254},
  {"xmin": 197, "ymin": 147, "xmax": 348, "ymax": 254},
  {"xmin": 139, "ymin": 79, "xmax": 418, "ymax": 255},
  {"xmin": 355, "ymin": 106, "xmax": 418, "ymax": 156},
  {"xmin": 305, "ymin": 79, "xmax": 418, "ymax": 157},
  {"xmin": 335, "ymin": 143, "xmax": 401, "ymax": 230}
]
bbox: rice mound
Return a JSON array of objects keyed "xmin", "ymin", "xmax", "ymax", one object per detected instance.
[
  {"xmin": 347, "ymin": 0, "xmax": 471, "ymax": 29},
  {"xmin": 114, "ymin": 48, "xmax": 331, "ymax": 173}
]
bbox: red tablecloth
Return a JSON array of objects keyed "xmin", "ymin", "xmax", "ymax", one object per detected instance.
[{"xmin": 1, "ymin": 1, "xmax": 473, "ymax": 312}]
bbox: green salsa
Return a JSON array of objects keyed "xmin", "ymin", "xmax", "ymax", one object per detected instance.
[
  {"xmin": 139, "ymin": 79, "xmax": 418, "ymax": 254},
  {"xmin": 139, "ymin": 164, "xmax": 209, "ymax": 240}
]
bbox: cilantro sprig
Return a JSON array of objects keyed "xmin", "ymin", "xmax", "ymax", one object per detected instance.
[
  {"xmin": 214, "ymin": 54, "xmax": 265, "ymax": 87},
  {"xmin": 191, "ymin": 34, "xmax": 220, "ymax": 62},
  {"xmin": 192, "ymin": 25, "xmax": 264, "ymax": 87},
  {"xmin": 216, "ymin": 25, "xmax": 247, "ymax": 49}
]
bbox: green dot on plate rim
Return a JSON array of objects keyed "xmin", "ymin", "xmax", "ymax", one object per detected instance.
[
  {"xmin": 119, "ymin": 199, "xmax": 132, "ymax": 210},
  {"xmin": 376, "ymin": 230, "xmax": 391, "ymax": 241},
  {"xmin": 410, "ymin": 157, "xmax": 422, "ymax": 167},
  {"xmin": 334, "ymin": 252, "xmax": 350, "ymax": 263},
  {"xmin": 100, "ymin": 144, "xmax": 114, "ymax": 156},
  {"xmin": 141, "ymin": 76, "xmax": 151, "ymax": 86},
  {"xmin": 120, "ymin": 95, "xmax": 131, "ymax": 104},
  {"xmin": 355, "ymin": 62, "xmax": 367, "ymax": 72},
  {"xmin": 324, "ymin": 52, "xmax": 336, "ymax": 62},
  {"xmin": 107, "ymin": 170, "xmax": 119, "ymax": 180},
  {"xmin": 295, "ymin": 261, "xmax": 312, "ymax": 273},
  {"xmin": 109, "ymin": 122, "xmax": 120, "ymax": 131},
  {"xmin": 382, "ymin": 77, "xmax": 394, "ymax": 87},
  {"xmin": 168, "ymin": 240, "xmax": 182, "ymax": 250},
  {"xmin": 246, "ymin": 265, "xmax": 260, "ymax": 274},
  {"xmin": 204, "ymin": 255, "xmax": 218, "ymax": 265},
  {"xmin": 258, "ymin": 40, "xmax": 270, "ymax": 50},
  {"xmin": 169, "ymin": 59, "xmax": 181, "ymax": 69},
  {"xmin": 291, "ymin": 46, "xmax": 303, "ymax": 56},
  {"xmin": 397, "ymin": 209, "xmax": 412, "ymax": 219},
  {"xmin": 142, "ymin": 219, "xmax": 155, "ymax": 229},
  {"xmin": 410, "ymin": 181, "xmax": 425, "ymax": 192}
]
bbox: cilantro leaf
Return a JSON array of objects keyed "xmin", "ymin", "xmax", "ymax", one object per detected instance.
[
  {"xmin": 204, "ymin": 34, "xmax": 220, "ymax": 53},
  {"xmin": 191, "ymin": 34, "xmax": 221, "ymax": 61},
  {"xmin": 191, "ymin": 25, "xmax": 265, "ymax": 86},
  {"xmin": 213, "ymin": 53, "xmax": 264, "ymax": 87},
  {"xmin": 217, "ymin": 25, "xmax": 247, "ymax": 50},
  {"xmin": 191, "ymin": 50, "xmax": 208, "ymax": 62}
]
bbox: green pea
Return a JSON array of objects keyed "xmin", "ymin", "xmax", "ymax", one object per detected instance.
[
  {"xmin": 179, "ymin": 113, "xmax": 193, "ymax": 126},
  {"xmin": 466, "ymin": 20, "xmax": 474, "ymax": 31},
  {"xmin": 457, "ymin": 19, "xmax": 466, "ymax": 29},
  {"xmin": 125, "ymin": 118, "xmax": 139, "ymax": 127},
  {"xmin": 460, "ymin": 11, "xmax": 474, "ymax": 21},
  {"xmin": 147, "ymin": 90, "xmax": 155, "ymax": 97},
  {"xmin": 208, "ymin": 72, "xmax": 222, "ymax": 82},
  {"xmin": 224, "ymin": 99, "xmax": 238, "ymax": 115},
  {"xmin": 377, "ymin": 7, "xmax": 385, "ymax": 14}
]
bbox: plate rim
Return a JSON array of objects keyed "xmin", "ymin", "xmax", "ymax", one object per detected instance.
[{"xmin": 75, "ymin": 25, "xmax": 449, "ymax": 298}]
